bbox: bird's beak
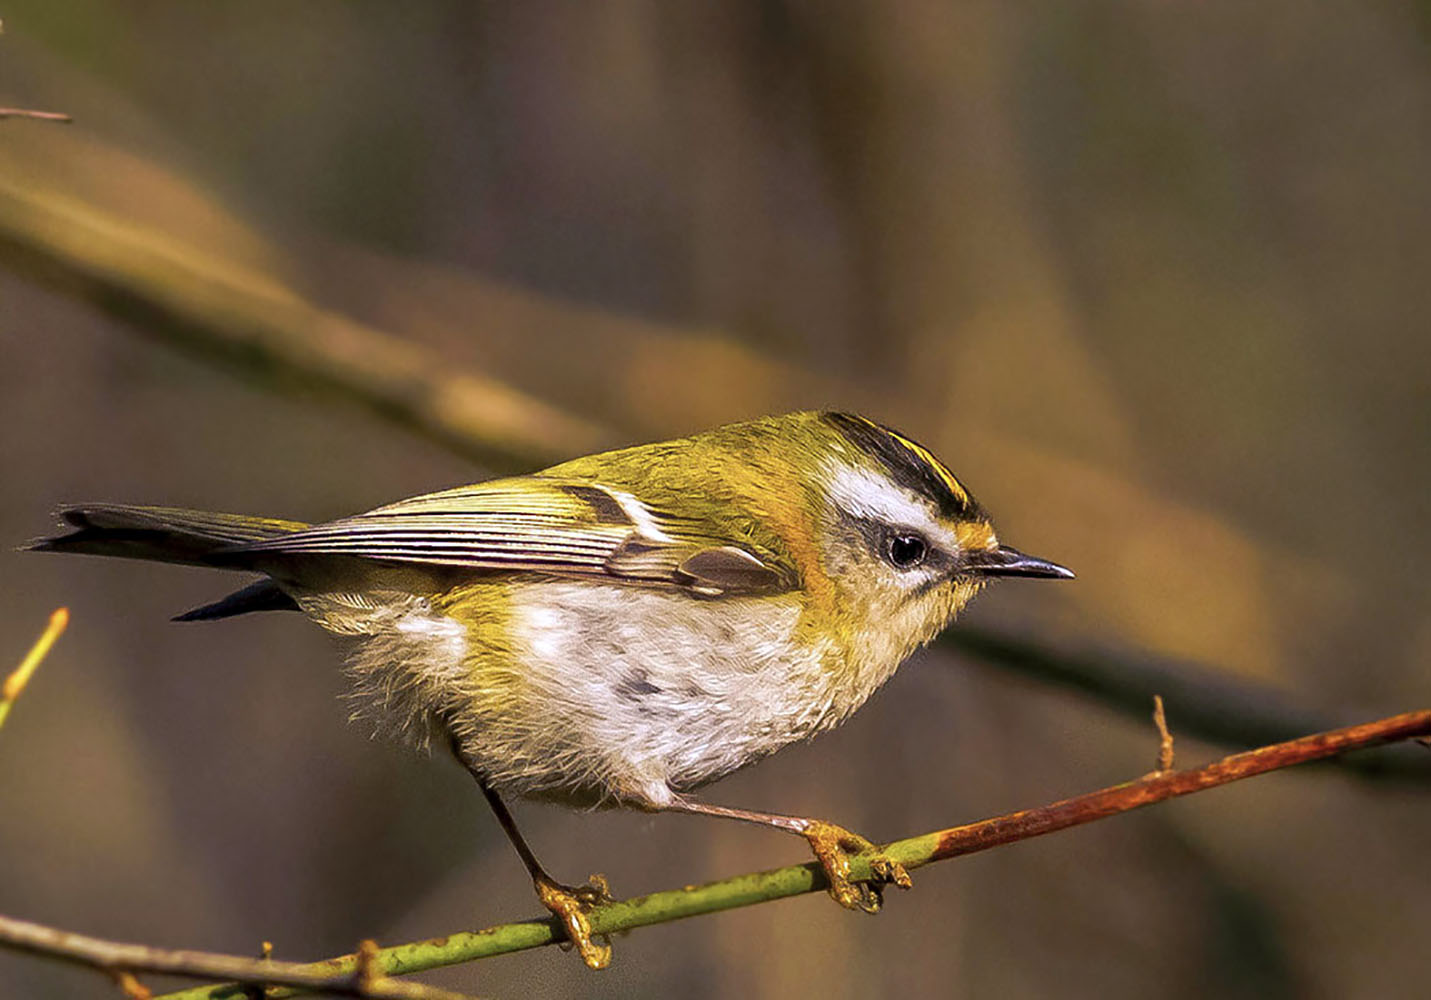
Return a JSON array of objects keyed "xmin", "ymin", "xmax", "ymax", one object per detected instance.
[{"xmin": 964, "ymin": 545, "xmax": 1074, "ymax": 580}]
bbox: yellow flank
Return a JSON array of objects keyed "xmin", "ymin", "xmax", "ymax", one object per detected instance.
[{"xmin": 437, "ymin": 580, "xmax": 523, "ymax": 711}]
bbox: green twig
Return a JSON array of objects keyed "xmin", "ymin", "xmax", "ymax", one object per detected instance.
[
  {"xmin": 0, "ymin": 915, "xmax": 475, "ymax": 1000},
  {"xmin": 152, "ymin": 709, "xmax": 1431, "ymax": 1000}
]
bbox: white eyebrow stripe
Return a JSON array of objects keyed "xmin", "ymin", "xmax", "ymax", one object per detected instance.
[{"xmin": 825, "ymin": 461, "xmax": 962, "ymax": 551}]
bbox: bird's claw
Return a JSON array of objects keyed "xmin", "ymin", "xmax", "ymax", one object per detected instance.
[
  {"xmin": 802, "ymin": 820, "xmax": 912, "ymax": 914},
  {"xmin": 535, "ymin": 873, "xmax": 614, "ymax": 970}
]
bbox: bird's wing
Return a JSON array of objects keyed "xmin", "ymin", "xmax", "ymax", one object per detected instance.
[{"xmin": 214, "ymin": 477, "xmax": 794, "ymax": 596}]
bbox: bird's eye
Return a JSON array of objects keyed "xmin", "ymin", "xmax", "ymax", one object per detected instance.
[{"xmin": 884, "ymin": 533, "xmax": 928, "ymax": 569}]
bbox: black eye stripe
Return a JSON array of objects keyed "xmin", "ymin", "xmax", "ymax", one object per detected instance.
[{"xmin": 842, "ymin": 515, "xmax": 949, "ymax": 573}]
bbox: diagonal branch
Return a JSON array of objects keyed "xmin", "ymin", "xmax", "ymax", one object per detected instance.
[{"xmin": 145, "ymin": 709, "xmax": 1431, "ymax": 1000}]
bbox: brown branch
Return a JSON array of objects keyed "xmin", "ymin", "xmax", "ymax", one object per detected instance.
[
  {"xmin": 0, "ymin": 913, "xmax": 477, "ymax": 1000},
  {"xmin": 917, "ymin": 709, "xmax": 1431, "ymax": 865},
  {"xmin": 151, "ymin": 710, "xmax": 1431, "ymax": 998}
]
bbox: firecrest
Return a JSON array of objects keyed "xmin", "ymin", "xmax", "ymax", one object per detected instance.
[{"xmin": 32, "ymin": 410, "xmax": 1072, "ymax": 968}]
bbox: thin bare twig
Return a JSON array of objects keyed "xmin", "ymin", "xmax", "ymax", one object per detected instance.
[
  {"xmin": 0, "ymin": 17, "xmax": 71, "ymax": 122},
  {"xmin": 0, "ymin": 913, "xmax": 476, "ymax": 1000},
  {"xmin": 0, "ymin": 607, "xmax": 68, "ymax": 732},
  {"xmin": 116, "ymin": 972, "xmax": 153, "ymax": 995},
  {"xmin": 115, "ymin": 969, "xmax": 153, "ymax": 999},
  {"xmin": 152, "ymin": 710, "xmax": 1431, "ymax": 999},
  {"xmin": 0, "ymin": 107, "xmax": 72, "ymax": 122},
  {"xmin": 353, "ymin": 941, "xmax": 381, "ymax": 991},
  {"xmin": 1150, "ymin": 694, "xmax": 1175, "ymax": 774}
]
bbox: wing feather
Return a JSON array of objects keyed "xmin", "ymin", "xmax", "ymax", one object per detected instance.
[{"xmin": 214, "ymin": 477, "xmax": 791, "ymax": 595}]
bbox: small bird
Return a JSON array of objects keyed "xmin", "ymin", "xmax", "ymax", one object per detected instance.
[{"xmin": 30, "ymin": 411, "xmax": 1071, "ymax": 968}]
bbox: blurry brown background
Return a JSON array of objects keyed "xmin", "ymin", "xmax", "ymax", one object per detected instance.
[{"xmin": 1, "ymin": 3, "xmax": 1427, "ymax": 998}]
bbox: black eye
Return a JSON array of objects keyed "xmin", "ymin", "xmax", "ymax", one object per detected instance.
[{"xmin": 884, "ymin": 533, "xmax": 928, "ymax": 569}]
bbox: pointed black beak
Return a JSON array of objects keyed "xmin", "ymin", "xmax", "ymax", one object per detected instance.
[{"xmin": 964, "ymin": 545, "xmax": 1075, "ymax": 580}]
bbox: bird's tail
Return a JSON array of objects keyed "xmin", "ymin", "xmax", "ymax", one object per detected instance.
[
  {"xmin": 27, "ymin": 504, "xmax": 310, "ymax": 621},
  {"xmin": 28, "ymin": 503, "xmax": 308, "ymax": 564}
]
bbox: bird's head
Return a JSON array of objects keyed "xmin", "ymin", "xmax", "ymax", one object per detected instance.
[{"xmin": 809, "ymin": 412, "xmax": 1073, "ymax": 668}]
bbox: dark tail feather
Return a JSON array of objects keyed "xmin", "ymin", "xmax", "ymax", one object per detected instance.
[
  {"xmin": 27, "ymin": 504, "xmax": 309, "ymax": 567},
  {"xmin": 29, "ymin": 504, "xmax": 310, "ymax": 623},
  {"xmin": 174, "ymin": 580, "xmax": 301, "ymax": 621}
]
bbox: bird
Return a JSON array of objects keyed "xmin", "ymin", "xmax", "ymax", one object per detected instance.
[{"xmin": 29, "ymin": 410, "xmax": 1073, "ymax": 968}]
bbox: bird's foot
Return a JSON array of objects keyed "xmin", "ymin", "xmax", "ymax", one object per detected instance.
[
  {"xmin": 801, "ymin": 820, "xmax": 912, "ymax": 914},
  {"xmin": 534, "ymin": 873, "xmax": 614, "ymax": 970}
]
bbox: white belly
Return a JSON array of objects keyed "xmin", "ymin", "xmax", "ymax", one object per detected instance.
[
  {"xmin": 484, "ymin": 580, "xmax": 839, "ymax": 805},
  {"xmin": 313, "ymin": 581, "xmax": 856, "ymax": 807}
]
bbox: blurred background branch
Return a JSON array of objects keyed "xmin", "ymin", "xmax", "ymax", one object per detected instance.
[
  {"xmin": 946, "ymin": 628, "xmax": 1431, "ymax": 782},
  {"xmin": 0, "ymin": 178, "xmax": 616, "ymax": 472}
]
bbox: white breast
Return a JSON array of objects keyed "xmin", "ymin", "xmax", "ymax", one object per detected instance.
[
  {"xmin": 475, "ymin": 580, "xmax": 839, "ymax": 806},
  {"xmin": 305, "ymin": 581, "xmax": 879, "ymax": 809}
]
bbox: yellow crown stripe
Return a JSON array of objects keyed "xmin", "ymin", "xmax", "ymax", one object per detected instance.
[{"xmin": 882, "ymin": 427, "xmax": 970, "ymax": 507}]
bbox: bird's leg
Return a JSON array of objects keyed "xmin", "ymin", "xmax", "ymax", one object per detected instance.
[
  {"xmin": 448, "ymin": 739, "xmax": 614, "ymax": 970},
  {"xmin": 663, "ymin": 797, "xmax": 912, "ymax": 914},
  {"xmin": 474, "ymin": 780, "xmax": 614, "ymax": 969}
]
